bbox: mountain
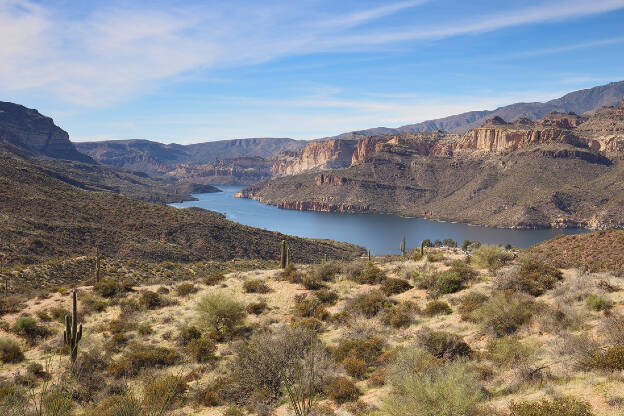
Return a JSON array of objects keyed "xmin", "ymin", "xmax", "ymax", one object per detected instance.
[
  {"xmin": 0, "ymin": 101, "xmax": 94, "ymax": 163},
  {"xmin": 76, "ymin": 137, "xmax": 306, "ymax": 176},
  {"xmin": 339, "ymin": 80, "xmax": 624, "ymax": 136},
  {"xmin": 237, "ymin": 103, "xmax": 624, "ymax": 229}
]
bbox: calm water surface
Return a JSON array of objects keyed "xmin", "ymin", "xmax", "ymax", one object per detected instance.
[{"xmin": 171, "ymin": 186, "xmax": 588, "ymax": 254}]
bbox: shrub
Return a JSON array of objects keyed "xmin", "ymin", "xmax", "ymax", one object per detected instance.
[
  {"xmin": 472, "ymin": 245, "xmax": 511, "ymax": 271},
  {"xmin": 426, "ymin": 252, "xmax": 445, "ymax": 263},
  {"xmin": 590, "ymin": 345, "xmax": 624, "ymax": 370},
  {"xmin": 487, "ymin": 337, "xmax": 535, "ymax": 368},
  {"xmin": 294, "ymin": 296, "xmax": 329, "ymax": 320},
  {"xmin": 301, "ymin": 274, "xmax": 325, "ymax": 290},
  {"xmin": 343, "ymin": 356, "xmax": 368, "ymax": 378},
  {"xmin": 0, "ymin": 296, "xmax": 24, "ymax": 316},
  {"xmin": 81, "ymin": 294, "xmax": 108, "ymax": 314},
  {"xmin": 517, "ymin": 258, "xmax": 563, "ymax": 296},
  {"xmin": 0, "ymin": 337, "xmax": 24, "ymax": 363},
  {"xmin": 176, "ymin": 282, "xmax": 198, "ymax": 296},
  {"xmin": 325, "ymin": 377, "xmax": 360, "ymax": 404},
  {"xmin": 12, "ymin": 316, "xmax": 48, "ymax": 341},
  {"xmin": 457, "ymin": 292, "xmax": 488, "ymax": 321},
  {"xmin": 139, "ymin": 291, "xmax": 162, "ymax": 310},
  {"xmin": 586, "ymin": 293, "xmax": 613, "ymax": 311},
  {"xmin": 178, "ymin": 325, "xmax": 202, "ymax": 346},
  {"xmin": 203, "ymin": 273, "xmax": 225, "ymax": 286},
  {"xmin": 381, "ymin": 278, "xmax": 413, "ymax": 296},
  {"xmin": 382, "ymin": 303, "xmax": 415, "ymax": 328},
  {"xmin": 436, "ymin": 271, "xmax": 464, "ymax": 294},
  {"xmin": 416, "ymin": 328, "xmax": 472, "ymax": 360},
  {"xmin": 84, "ymin": 393, "xmax": 142, "ymax": 416},
  {"xmin": 346, "ymin": 290, "xmax": 392, "ymax": 318},
  {"xmin": 422, "ymin": 300, "xmax": 452, "ymax": 317},
  {"xmin": 142, "ymin": 375, "xmax": 187, "ymax": 411},
  {"xmin": 279, "ymin": 264, "xmax": 299, "ymax": 282},
  {"xmin": 108, "ymin": 345, "xmax": 179, "ymax": 377},
  {"xmin": 27, "ymin": 362, "xmax": 45, "ymax": 377},
  {"xmin": 196, "ymin": 293, "xmax": 246, "ymax": 340},
  {"xmin": 119, "ymin": 298, "xmax": 140, "ymax": 315},
  {"xmin": 473, "ymin": 292, "xmax": 534, "ymax": 337},
  {"xmin": 49, "ymin": 305, "xmax": 69, "ymax": 322},
  {"xmin": 314, "ymin": 262, "xmax": 341, "ymax": 282},
  {"xmin": 333, "ymin": 336, "xmax": 385, "ymax": 364},
  {"xmin": 383, "ymin": 348, "xmax": 483, "ymax": 416},
  {"xmin": 509, "ymin": 396, "xmax": 594, "ymax": 416},
  {"xmin": 137, "ymin": 322, "xmax": 153, "ymax": 336},
  {"xmin": 186, "ymin": 336, "xmax": 217, "ymax": 363},
  {"xmin": 449, "ymin": 261, "xmax": 478, "ymax": 281},
  {"xmin": 348, "ymin": 262, "xmax": 386, "ymax": 285},
  {"xmin": 314, "ymin": 289, "xmax": 339, "ymax": 305},
  {"xmin": 94, "ymin": 278, "xmax": 119, "ymax": 298},
  {"xmin": 246, "ymin": 301, "xmax": 268, "ymax": 315},
  {"xmin": 243, "ymin": 279, "xmax": 271, "ymax": 294}
]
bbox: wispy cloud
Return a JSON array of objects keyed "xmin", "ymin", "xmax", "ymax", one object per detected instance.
[{"xmin": 1, "ymin": 0, "xmax": 623, "ymax": 107}]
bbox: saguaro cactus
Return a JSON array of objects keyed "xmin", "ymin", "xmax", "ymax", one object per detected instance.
[
  {"xmin": 64, "ymin": 289, "xmax": 82, "ymax": 365},
  {"xmin": 421, "ymin": 240, "xmax": 425, "ymax": 256},
  {"xmin": 280, "ymin": 240, "xmax": 287, "ymax": 269},
  {"xmin": 368, "ymin": 249, "xmax": 371, "ymax": 261},
  {"xmin": 400, "ymin": 236, "xmax": 406, "ymax": 256},
  {"xmin": 94, "ymin": 247, "xmax": 101, "ymax": 284}
]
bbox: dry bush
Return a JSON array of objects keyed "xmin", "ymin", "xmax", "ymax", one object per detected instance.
[
  {"xmin": 80, "ymin": 293, "xmax": 108, "ymax": 315},
  {"xmin": 324, "ymin": 377, "xmax": 360, "ymax": 404},
  {"xmin": 347, "ymin": 262, "xmax": 386, "ymax": 285},
  {"xmin": 422, "ymin": 300, "xmax": 452, "ymax": 317},
  {"xmin": 426, "ymin": 252, "xmax": 445, "ymax": 263},
  {"xmin": 457, "ymin": 292, "xmax": 488, "ymax": 321},
  {"xmin": 107, "ymin": 345, "xmax": 179, "ymax": 378},
  {"xmin": 203, "ymin": 273, "xmax": 225, "ymax": 286},
  {"xmin": 279, "ymin": 264, "xmax": 300, "ymax": 283},
  {"xmin": 486, "ymin": 337, "xmax": 535, "ymax": 368},
  {"xmin": 332, "ymin": 336, "xmax": 385, "ymax": 366},
  {"xmin": 0, "ymin": 296, "xmax": 25, "ymax": 316},
  {"xmin": 382, "ymin": 303, "xmax": 415, "ymax": 328},
  {"xmin": 243, "ymin": 279, "xmax": 271, "ymax": 294},
  {"xmin": 554, "ymin": 333, "xmax": 600, "ymax": 371},
  {"xmin": 302, "ymin": 274, "xmax": 325, "ymax": 290},
  {"xmin": 94, "ymin": 278, "xmax": 119, "ymax": 298},
  {"xmin": 590, "ymin": 345, "xmax": 624, "ymax": 371},
  {"xmin": 139, "ymin": 291, "xmax": 164, "ymax": 310},
  {"xmin": 382, "ymin": 347, "xmax": 483, "ymax": 416},
  {"xmin": 294, "ymin": 296, "xmax": 329, "ymax": 320},
  {"xmin": 314, "ymin": 289, "xmax": 339, "ymax": 305},
  {"xmin": 176, "ymin": 282, "xmax": 198, "ymax": 296},
  {"xmin": 381, "ymin": 278, "xmax": 413, "ymax": 296},
  {"xmin": 142, "ymin": 374, "xmax": 188, "ymax": 412},
  {"xmin": 495, "ymin": 259, "xmax": 563, "ymax": 297},
  {"xmin": 551, "ymin": 269, "xmax": 596, "ymax": 303},
  {"xmin": 313, "ymin": 262, "xmax": 341, "ymax": 282},
  {"xmin": 178, "ymin": 325, "xmax": 202, "ymax": 346},
  {"xmin": 0, "ymin": 337, "xmax": 24, "ymax": 363},
  {"xmin": 535, "ymin": 302, "xmax": 587, "ymax": 333},
  {"xmin": 472, "ymin": 292, "xmax": 534, "ymax": 337},
  {"xmin": 416, "ymin": 328, "xmax": 472, "ymax": 360},
  {"xmin": 246, "ymin": 301, "xmax": 268, "ymax": 315},
  {"xmin": 600, "ymin": 313, "xmax": 624, "ymax": 346},
  {"xmin": 508, "ymin": 396, "xmax": 594, "ymax": 416},
  {"xmin": 345, "ymin": 290, "xmax": 393, "ymax": 318}
]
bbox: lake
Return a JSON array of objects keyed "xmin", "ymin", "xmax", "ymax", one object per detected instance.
[{"xmin": 170, "ymin": 185, "xmax": 588, "ymax": 254}]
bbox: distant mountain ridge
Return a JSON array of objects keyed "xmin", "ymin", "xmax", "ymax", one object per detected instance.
[{"xmin": 333, "ymin": 80, "xmax": 624, "ymax": 137}]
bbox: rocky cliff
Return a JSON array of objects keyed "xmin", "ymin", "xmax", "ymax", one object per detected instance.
[
  {"xmin": 271, "ymin": 139, "xmax": 358, "ymax": 175},
  {"xmin": 0, "ymin": 101, "xmax": 93, "ymax": 163}
]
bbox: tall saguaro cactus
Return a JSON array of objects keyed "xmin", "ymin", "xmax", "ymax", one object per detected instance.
[
  {"xmin": 421, "ymin": 240, "xmax": 425, "ymax": 257},
  {"xmin": 400, "ymin": 236, "xmax": 406, "ymax": 256},
  {"xmin": 94, "ymin": 247, "xmax": 101, "ymax": 284},
  {"xmin": 64, "ymin": 289, "xmax": 82, "ymax": 365},
  {"xmin": 280, "ymin": 240, "xmax": 287, "ymax": 269}
]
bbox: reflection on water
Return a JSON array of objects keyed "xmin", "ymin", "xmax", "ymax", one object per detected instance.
[{"xmin": 170, "ymin": 186, "xmax": 588, "ymax": 254}]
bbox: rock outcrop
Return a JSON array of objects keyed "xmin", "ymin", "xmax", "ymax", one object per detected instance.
[
  {"xmin": 271, "ymin": 139, "xmax": 358, "ymax": 175},
  {"xmin": 0, "ymin": 101, "xmax": 93, "ymax": 163}
]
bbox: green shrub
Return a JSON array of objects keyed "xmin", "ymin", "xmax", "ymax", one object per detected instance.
[
  {"xmin": 346, "ymin": 290, "xmax": 392, "ymax": 318},
  {"xmin": 0, "ymin": 337, "xmax": 24, "ymax": 363},
  {"xmin": 382, "ymin": 348, "xmax": 483, "ymax": 416},
  {"xmin": 196, "ymin": 293, "xmax": 246, "ymax": 340},
  {"xmin": 487, "ymin": 337, "xmax": 535, "ymax": 368},
  {"xmin": 139, "ymin": 291, "xmax": 162, "ymax": 310},
  {"xmin": 142, "ymin": 375, "xmax": 187, "ymax": 411},
  {"xmin": 186, "ymin": 336, "xmax": 217, "ymax": 362},
  {"xmin": 586, "ymin": 293, "xmax": 613, "ymax": 311},
  {"xmin": 416, "ymin": 328, "xmax": 472, "ymax": 360},
  {"xmin": 94, "ymin": 278, "xmax": 119, "ymax": 298},
  {"xmin": 314, "ymin": 262, "xmax": 341, "ymax": 282},
  {"xmin": 178, "ymin": 325, "xmax": 202, "ymax": 346},
  {"xmin": 472, "ymin": 245, "xmax": 511, "ymax": 271},
  {"xmin": 81, "ymin": 293, "xmax": 108, "ymax": 314},
  {"xmin": 449, "ymin": 261, "xmax": 478, "ymax": 281},
  {"xmin": 348, "ymin": 262, "xmax": 386, "ymax": 284},
  {"xmin": 436, "ymin": 271, "xmax": 464, "ymax": 294},
  {"xmin": 108, "ymin": 345, "xmax": 179, "ymax": 377},
  {"xmin": 517, "ymin": 258, "xmax": 563, "ymax": 296},
  {"xmin": 246, "ymin": 301, "xmax": 268, "ymax": 315},
  {"xmin": 473, "ymin": 293, "xmax": 533, "ymax": 337},
  {"xmin": 381, "ymin": 278, "xmax": 413, "ymax": 296},
  {"xmin": 314, "ymin": 289, "xmax": 339, "ymax": 305},
  {"xmin": 422, "ymin": 300, "xmax": 452, "ymax": 317},
  {"xmin": 243, "ymin": 279, "xmax": 271, "ymax": 294},
  {"xmin": 325, "ymin": 377, "xmax": 360, "ymax": 404},
  {"xmin": 509, "ymin": 396, "xmax": 594, "ymax": 416},
  {"xmin": 176, "ymin": 282, "xmax": 198, "ymax": 296},
  {"xmin": 12, "ymin": 316, "xmax": 48, "ymax": 341},
  {"xmin": 49, "ymin": 305, "xmax": 69, "ymax": 322}
]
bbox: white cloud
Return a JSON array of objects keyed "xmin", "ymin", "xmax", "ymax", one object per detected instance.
[{"xmin": 1, "ymin": 0, "xmax": 623, "ymax": 106}]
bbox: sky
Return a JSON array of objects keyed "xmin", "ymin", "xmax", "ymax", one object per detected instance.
[{"xmin": 1, "ymin": 0, "xmax": 624, "ymax": 144}]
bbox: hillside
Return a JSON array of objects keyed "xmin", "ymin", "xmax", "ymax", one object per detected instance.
[
  {"xmin": 0, "ymin": 147, "xmax": 363, "ymax": 266},
  {"xmin": 76, "ymin": 137, "xmax": 306, "ymax": 176},
  {"xmin": 237, "ymin": 105, "xmax": 624, "ymax": 229}
]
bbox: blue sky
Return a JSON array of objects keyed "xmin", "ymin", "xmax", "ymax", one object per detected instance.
[{"xmin": 1, "ymin": 0, "xmax": 624, "ymax": 143}]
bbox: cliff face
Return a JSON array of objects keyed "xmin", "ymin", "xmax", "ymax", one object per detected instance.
[
  {"xmin": 0, "ymin": 101, "xmax": 93, "ymax": 163},
  {"xmin": 271, "ymin": 139, "xmax": 358, "ymax": 175},
  {"xmin": 168, "ymin": 157, "xmax": 273, "ymax": 185}
]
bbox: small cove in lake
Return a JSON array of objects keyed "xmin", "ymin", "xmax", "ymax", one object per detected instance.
[{"xmin": 170, "ymin": 186, "xmax": 588, "ymax": 254}]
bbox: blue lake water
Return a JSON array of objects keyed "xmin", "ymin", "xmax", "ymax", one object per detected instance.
[{"xmin": 170, "ymin": 186, "xmax": 588, "ymax": 254}]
